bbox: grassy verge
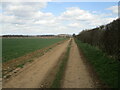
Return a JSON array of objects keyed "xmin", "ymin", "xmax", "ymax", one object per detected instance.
[
  {"xmin": 51, "ymin": 40, "xmax": 71, "ymax": 88},
  {"xmin": 75, "ymin": 39, "xmax": 119, "ymax": 88}
]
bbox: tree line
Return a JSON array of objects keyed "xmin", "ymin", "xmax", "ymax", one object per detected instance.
[
  {"xmin": 76, "ymin": 18, "xmax": 120, "ymax": 60},
  {"xmin": 2, "ymin": 35, "xmax": 55, "ymax": 37}
]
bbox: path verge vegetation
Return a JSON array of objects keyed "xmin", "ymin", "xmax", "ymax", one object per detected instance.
[{"xmin": 75, "ymin": 39, "xmax": 119, "ymax": 88}]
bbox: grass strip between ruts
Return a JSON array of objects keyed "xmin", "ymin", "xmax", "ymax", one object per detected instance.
[{"xmin": 51, "ymin": 39, "xmax": 72, "ymax": 88}]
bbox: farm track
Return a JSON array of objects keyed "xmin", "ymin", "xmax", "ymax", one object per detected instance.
[
  {"xmin": 3, "ymin": 38, "xmax": 97, "ymax": 88},
  {"xmin": 3, "ymin": 39, "xmax": 70, "ymax": 88},
  {"xmin": 61, "ymin": 39, "xmax": 95, "ymax": 88}
]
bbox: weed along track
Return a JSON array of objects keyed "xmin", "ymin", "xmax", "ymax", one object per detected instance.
[{"xmin": 3, "ymin": 39, "xmax": 70, "ymax": 88}]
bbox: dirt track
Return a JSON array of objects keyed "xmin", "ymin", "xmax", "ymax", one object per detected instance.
[
  {"xmin": 3, "ymin": 39, "xmax": 70, "ymax": 88},
  {"xmin": 61, "ymin": 39, "xmax": 95, "ymax": 88}
]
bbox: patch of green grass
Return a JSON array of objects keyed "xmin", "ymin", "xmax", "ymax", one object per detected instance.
[
  {"xmin": 51, "ymin": 40, "xmax": 71, "ymax": 88},
  {"xmin": 2, "ymin": 38, "xmax": 66, "ymax": 62},
  {"xmin": 28, "ymin": 59, "xmax": 33, "ymax": 63},
  {"xmin": 17, "ymin": 63, "xmax": 24, "ymax": 68},
  {"xmin": 75, "ymin": 39, "xmax": 119, "ymax": 88}
]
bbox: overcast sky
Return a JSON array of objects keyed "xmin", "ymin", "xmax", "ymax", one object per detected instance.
[{"xmin": 0, "ymin": 1, "xmax": 118, "ymax": 35}]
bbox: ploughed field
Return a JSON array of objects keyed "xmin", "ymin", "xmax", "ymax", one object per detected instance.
[{"xmin": 2, "ymin": 38, "xmax": 65, "ymax": 62}]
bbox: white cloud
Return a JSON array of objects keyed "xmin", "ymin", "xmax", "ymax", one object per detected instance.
[
  {"xmin": 34, "ymin": 19, "xmax": 55, "ymax": 25},
  {"xmin": 69, "ymin": 23, "xmax": 80, "ymax": 27},
  {"xmin": 1, "ymin": 2, "xmax": 118, "ymax": 35},
  {"xmin": 59, "ymin": 7, "xmax": 116, "ymax": 29},
  {"xmin": 107, "ymin": 5, "xmax": 118, "ymax": 14},
  {"xmin": 59, "ymin": 7, "xmax": 95, "ymax": 21},
  {"xmin": 3, "ymin": 2, "xmax": 47, "ymax": 18},
  {"xmin": 1, "ymin": 0, "xmax": 54, "ymax": 2}
]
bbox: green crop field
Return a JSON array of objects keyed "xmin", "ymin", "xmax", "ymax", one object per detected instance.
[{"xmin": 2, "ymin": 38, "xmax": 65, "ymax": 62}]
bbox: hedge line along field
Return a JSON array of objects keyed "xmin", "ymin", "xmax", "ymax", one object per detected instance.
[{"xmin": 2, "ymin": 38, "xmax": 66, "ymax": 62}]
